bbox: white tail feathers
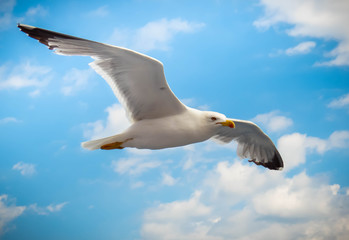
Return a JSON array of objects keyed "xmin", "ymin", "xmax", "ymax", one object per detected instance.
[{"xmin": 81, "ymin": 134, "xmax": 121, "ymax": 150}]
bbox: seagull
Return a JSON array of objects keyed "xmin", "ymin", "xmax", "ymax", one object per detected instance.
[{"xmin": 18, "ymin": 23, "xmax": 283, "ymax": 170}]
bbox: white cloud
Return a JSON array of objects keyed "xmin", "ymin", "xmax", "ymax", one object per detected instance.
[
  {"xmin": 109, "ymin": 18, "xmax": 205, "ymax": 52},
  {"xmin": 29, "ymin": 202, "xmax": 68, "ymax": 215},
  {"xmin": 142, "ymin": 191, "xmax": 215, "ymax": 240},
  {"xmin": 0, "ymin": 195, "xmax": 26, "ymax": 235},
  {"xmin": 179, "ymin": 141, "xmax": 232, "ymax": 171},
  {"xmin": 29, "ymin": 89, "xmax": 40, "ymax": 97},
  {"xmin": 278, "ymin": 133, "xmax": 324, "ymax": 170},
  {"xmin": 255, "ymin": 0, "xmax": 349, "ymax": 66},
  {"xmin": 46, "ymin": 202, "xmax": 68, "ymax": 213},
  {"xmin": 252, "ymin": 172, "xmax": 334, "ymax": 218},
  {"xmin": 0, "ymin": 62, "xmax": 51, "ymax": 92},
  {"xmin": 206, "ymin": 163, "xmax": 337, "ymax": 220},
  {"xmin": 204, "ymin": 161, "xmax": 282, "ymax": 206},
  {"xmin": 251, "ymin": 111, "xmax": 293, "ymax": 133},
  {"xmin": 82, "ymin": 103, "xmax": 130, "ymax": 140},
  {"xmin": 141, "ymin": 160, "xmax": 349, "ymax": 240},
  {"xmin": 0, "ymin": 0, "xmax": 15, "ymax": 30},
  {"xmin": 328, "ymin": 130, "xmax": 349, "ymax": 149},
  {"xmin": 328, "ymin": 93, "xmax": 349, "ymax": 109},
  {"xmin": 61, "ymin": 68, "xmax": 93, "ymax": 96},
  {"xmin": 88, "ymin": 5, "xmax": 109, "ymax": 17},
  {"xmin": 131, "ymin": 181, "xmax": 145, "ymax": 189},
  {"xmin": 0, "ymin": 195, "xmax": 67, "ymax": 235},
  {"xmin": 278, "ymin": 131, "xmax": 349, "ymax": 170},
  {"xmin": 162, "ymin": 173, "xmax": 178, "ymax": 186},
  {"xmin": 25, "ymin": 4, "xmax": 47, "ymax": 18},
  {"xmin": 285, "ymin": 41, "xmax": 316, "ymax": 55},
  {"xmin": 111, "ymin": 158, "xmax": 162, "ymax": 176},
  {"xmin": 181, "ymin": 98, "xmax": 211, "ymax": 111},
  {"xmin": 12, "ymin": 162, "xmax": 36, "ymax": 176},
  {"xmin": 126, "ymin": 148, "xmax": 153, "ymax": 156},
  {"xmin": 0, "ymin": 0, "xmax": 15, "ymax": 12},
  {"xmin": 0, "ymin": 117, "xmax": 20, "ymax": 124},
  {"xmin": 0, "ymin": 1, "xmax": 47, "ymax": 31},
  {"xmin": 134, "ymin": 18, "xmax": 204, "ymax": 52}
]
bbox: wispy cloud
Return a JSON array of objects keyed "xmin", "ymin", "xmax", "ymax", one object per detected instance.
[
  {"xmin": 254, "ymin": 0, "xmax": 349, "ymax": 66},
  {"xmin": 328, "ymin": 93, "xmax": 349, "ymax": 109},
  {"xmin": 0, "ymin": 195, "xmax": 26, "ymax": 235},
  {"xmin": 0, "ymin": 1, "xmax": 47, "ymax": 31},
  {"xmin": 12, "ymin": 162, "xmax": 36, "ymax": 176},
  {"xmin": 109, "ymin": 18, "xmax": 205, "ymax": 52},
  {"xmin": 181, "ymin": 98, "xmax": 211, "ymax": 111},
  {"xmin": 28, "ymin": 89, "xmax": 41, "ymax": 97},
  {"xmin": 0, "ymin": 117, "xmax": 20, "ymax": 124},
  {"xmin": 251, "ymin": 110, "xmax": 293, "ymax": 133},
  {"xmin": 0, "ymin": 0, "xmax": 15, "ymax": 31},
  {"xmin": 29, "ymin": 202, "xmax": 68, "ymax": 215},
  {"xmin": 270, "ymin": 41, "xmax": 317, "ymax": 57},
  {"xmin": 46, "ymin": 202, "xmax": 68, "ymax": 213},
  {"xmin": 111, "ymin": 158, "xmax": 162, "ymax": 176},
  {"xmin": 328, "ymin": 131, "xmax": 349, "ymax": 149},
  {"xmin": 285, "ymin": 41, "xmax": 316, "ymax": 56},
  {"xmin": 161, "ymin": 173, "xmax": 178, "ymax": 186},
  {"xmin": 61, "ymin": 68, "xmax": 93, "ymax": 96},
  {"xmin": 88, "ymin": 5, "xmax": 109, "ymax": 17},
  {"xmin": 0, "ymin": 194, "xmax": 68, "ymax": 234},
  {"xmin": 0, "ymin": 61, "xmax": 51, "ymax": 93},
  {"xmin": 24, "ymin": 4, "xmax": 47, "ymax": 18}
]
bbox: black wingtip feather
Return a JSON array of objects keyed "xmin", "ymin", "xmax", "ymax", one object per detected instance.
[
  {"xmin": 266, "ymin": 151, "xmax": 284, "ymax": 170},
  {"xmin": 17, "ymin": 23, "xmax": 83, "ymax": 49},
  {"xmin": 249, "ymin": 150, "xmax": 284, "ymax": 170}
]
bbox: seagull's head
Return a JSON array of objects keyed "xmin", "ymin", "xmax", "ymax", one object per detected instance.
[{"xmin": 203, "ymin": 111, "xmax": 235, "ymax": 129}]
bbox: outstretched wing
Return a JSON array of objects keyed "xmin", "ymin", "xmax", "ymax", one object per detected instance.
[
  {"xmin": 18, "ymin": 24, "xmax": 186, "ymax": 122},
  {"xmin": 213, "ymin": 119, "xmax": 283, "ymax": 170}
]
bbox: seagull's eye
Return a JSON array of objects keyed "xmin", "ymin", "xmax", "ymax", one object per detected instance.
[{"xmin": 211, "ymin": 117, "xmax": 217, "ymax": 121}]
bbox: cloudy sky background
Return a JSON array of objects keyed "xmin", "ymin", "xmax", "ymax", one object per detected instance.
[{"xmin": 1, "ymin": 0, "xmax": 349, "ymax": 239}]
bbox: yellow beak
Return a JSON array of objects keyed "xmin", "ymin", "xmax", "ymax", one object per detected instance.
[{"xmin": 217, "ymin": 120, "xmax": 235, "ymax": 128}]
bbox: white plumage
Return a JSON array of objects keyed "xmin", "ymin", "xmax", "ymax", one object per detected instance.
[{"xmin": 18, "ymin": 23, "xmax": 283, "ymax": 170}]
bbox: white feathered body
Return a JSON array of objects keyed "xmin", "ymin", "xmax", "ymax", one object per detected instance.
[{"xmin": 118, "ymin": 108, "xmax": 215, "ymax": 149}]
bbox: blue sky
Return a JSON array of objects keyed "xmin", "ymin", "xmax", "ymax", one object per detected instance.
[{"xmin": 1, "ymin": 0, "xmax": 349, "ymax": 239}]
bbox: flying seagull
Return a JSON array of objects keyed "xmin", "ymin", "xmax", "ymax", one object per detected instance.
[{"xmin": 18, "ymin": 23, "xmax": 283, "ymax": 170}]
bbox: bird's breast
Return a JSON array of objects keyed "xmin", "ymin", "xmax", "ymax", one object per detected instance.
[{"xmin": 122, "ymin": 114, "xmax": 212, "ymax": 149}]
